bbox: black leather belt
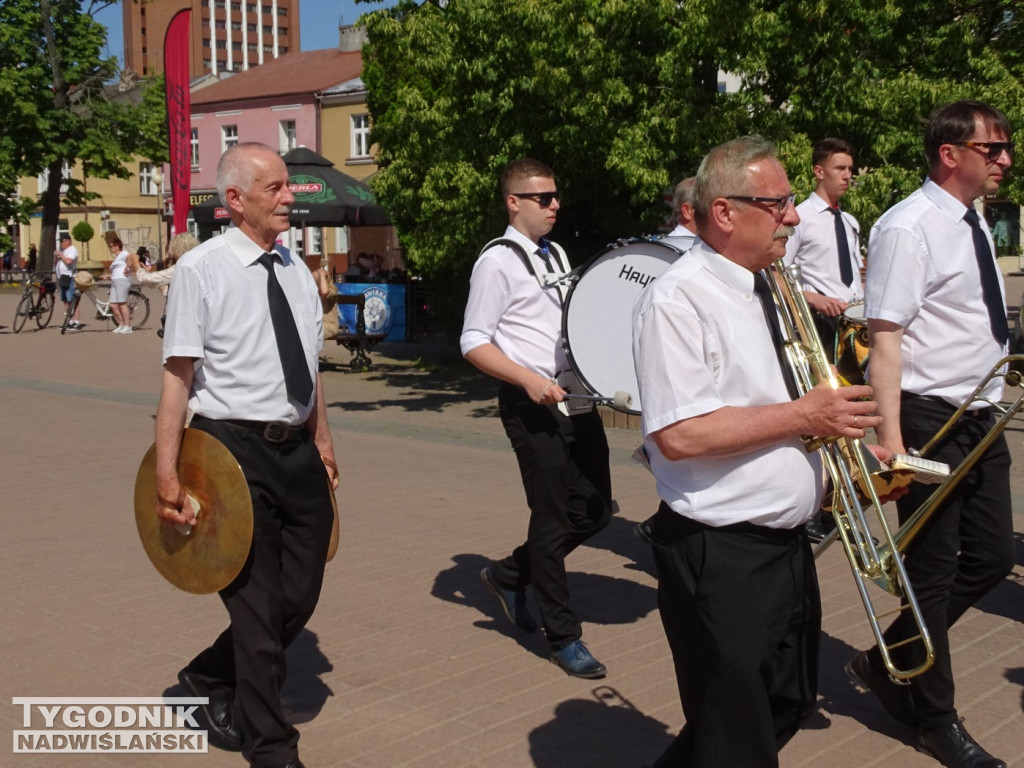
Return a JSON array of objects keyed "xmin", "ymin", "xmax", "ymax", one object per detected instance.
[
  {"xmin": 193, "ymin": 416, "xmax": 304, "ymax": 444},
  {"xmin": 901, "ymin": 391, "xmax": 992, "ymax": 420}
]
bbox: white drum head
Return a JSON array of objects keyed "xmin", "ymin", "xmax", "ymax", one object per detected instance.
[
  {"xmin": 562, "ymin": 239, "xmax": 680, "ymax": 414},
  {"xmin": 843, "ymin": 300, "xmax": 866, "ymax": 322}
]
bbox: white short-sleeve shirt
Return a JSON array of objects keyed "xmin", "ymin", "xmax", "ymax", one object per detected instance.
[
  {"xmin": 784, "ymin": 191, "xmax": 863, "ymax": 303},
  {"xmin": 865, "ymin": 179, "xmax": 1006, "ymax": 406},
  {"xmin": 162, "ymin": 226, "xmax": 323, "ymax": 425},
  {"xmin": 632, "ymin": 242, "xmax": 823, "ymax": 529},
  {"xmin": 460, "ymin": 225, "xmax": 569, "ymax": 379}
]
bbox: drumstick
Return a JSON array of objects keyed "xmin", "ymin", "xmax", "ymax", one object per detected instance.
[{"xmin": 563, "ymin": 391, "xmax": 634, "ymax": 409}]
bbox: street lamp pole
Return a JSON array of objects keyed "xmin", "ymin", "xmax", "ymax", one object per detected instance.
[{"xmin": 152, "ymin": 168, "xmax": 164, "ymax": 266}]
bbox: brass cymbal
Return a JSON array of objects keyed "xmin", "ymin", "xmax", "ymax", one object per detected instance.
[
  {"xmin": 326, "ymin": 474, "xmax": 339, "ymax": 563},
  {"xmin": 134, "ymin": 429, "xmax": 253, "ymax": 594}
]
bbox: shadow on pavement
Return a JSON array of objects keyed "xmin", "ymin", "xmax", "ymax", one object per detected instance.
[
  {"xmin": 431, "ymin": 553, "xmax": 658, "ymax": 650},
  {"xmin": 816, "ymin": 630, "xmax": 918, "ymax": 748},
  {"xmin": 162, "ymin": 627, "xmax": 333, "ymax": 748},
  {"xmin": 529, "ymin": 686, "xmax": 673, "ymax": 768},
  {"xmin": 281, "ymin": 629, "xmax": 334, "ymax": 724},
  {"xmin": 585, "ymin": 514, "xmax": 657, "ymax": 580}
]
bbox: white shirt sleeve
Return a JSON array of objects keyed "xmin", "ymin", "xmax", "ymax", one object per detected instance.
[
  {"xmin": 460, "ymin": 252, "xmax": 512, "ymax": 355},
  {"xmin": 865, "ymin": 225, "xmax": 927, "ymax": 327}
]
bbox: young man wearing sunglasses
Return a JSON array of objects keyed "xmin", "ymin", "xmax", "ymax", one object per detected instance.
[
  {"xmin": 460, "ymin": 157, "xmax": 613, "ymax": 679},
  {"xmin": 857, "ymin": 100, "xmax": 1014, "ymax": 768}
]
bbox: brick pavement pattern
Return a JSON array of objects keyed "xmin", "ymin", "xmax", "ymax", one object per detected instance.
[{"xmin": 1, "ymin": 287, "xmax": 1022, "ymax": 767}]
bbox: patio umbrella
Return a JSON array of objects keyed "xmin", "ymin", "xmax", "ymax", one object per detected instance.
[
  {"xmin": 190, "ymin": 147, "xmax": 390, "ymax": 227},
  {"xmin": 283, "ymin": 147, "xmax": 390, "ymax": 227}
]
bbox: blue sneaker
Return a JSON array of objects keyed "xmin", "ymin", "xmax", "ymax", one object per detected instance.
[
  {"xmin": 480, "ymin": 567, "xmax": 538, "ymax": 632},
  {"xmin": 550, "ymin": 639, "xmax": 606, "ymax": 679}
]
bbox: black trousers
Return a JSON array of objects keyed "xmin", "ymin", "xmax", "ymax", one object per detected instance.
[
  {"xmin": 490, "ymin": 383, "xmax": 612, "ymax": 648},
  {"xmin": 649, "ymin": 503, "xmax": 820, "ymax": 768},
  {"xmin": 868, "ymin": 394, "xmax": 1013, "ymax": 728},
  {"xmin": 185, "ymin": 418, "xmax": 333, "ymax": 766}
]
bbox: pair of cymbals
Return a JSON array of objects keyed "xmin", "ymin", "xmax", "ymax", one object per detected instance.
[{"xmin": 134, "ymin": 429, "xmax": 339, "ymax": 594}]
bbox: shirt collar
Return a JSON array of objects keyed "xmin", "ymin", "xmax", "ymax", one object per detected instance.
[
  {"xmin": 922, "ymin": 177, "xmax": 971, "ymax": 223},
  {"xmin": 224, "ymin": 225, "xmax": 293, "ymax": 267},
  {"xmin": 503, "ymin": 224, "xmax": 545, "ymax": 254},
  {"xmin": 808, "ymin": 190, "xmax": 833, "ymax": 213},
  {"xmin": 691, "ymin": 240, "xmax": 758, "ymax": 298}
]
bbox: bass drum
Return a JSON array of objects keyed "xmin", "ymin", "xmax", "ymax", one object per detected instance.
[{"xmin": 562, "ymin": 238, "xmax": 681, "ymax": 414}]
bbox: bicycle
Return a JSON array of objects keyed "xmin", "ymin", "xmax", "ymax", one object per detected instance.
[
  {"xmin": 12, "ymin": 272, "xmax": 57, "ymax": 333},
  {"xmin": 61, "ymin": 283, "xmax": 151, "ymax": 335}
]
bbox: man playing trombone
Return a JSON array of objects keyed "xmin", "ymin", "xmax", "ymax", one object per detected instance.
[
  {"xmin": 632, "ymin": 136, "xmax": 887, "ymax": 767},
  {"xmin": 857, "ymin": 100, "xmax": 1014, "ymax": 768}
]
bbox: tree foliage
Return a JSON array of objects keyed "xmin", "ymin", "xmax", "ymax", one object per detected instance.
[
  {"xmin": 0, "ymin": 0, "xmax": 167, "ymax": 271},
  {"xmin": 363, "ymin": 0, "xmax": 1023, "ymax": 330}
]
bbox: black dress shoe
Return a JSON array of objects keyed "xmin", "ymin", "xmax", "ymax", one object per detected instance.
[
  {"xmin": 916, "ymin": 720, "xmax": 1006, "ymax": 768},
  {"xmin": 804, "ymin": 510, "xmax": 836, "ymax": 543},
  {"xmin": 845, "ymin": 650, "xmax": 918, "ymax": 727},
  {"xmin": 177, "ymin": 668, "xmax": 243, "ymax": 751},
  {"xmin": 250, "ymin": 760, "xmax": 305, "ymax": 768}
]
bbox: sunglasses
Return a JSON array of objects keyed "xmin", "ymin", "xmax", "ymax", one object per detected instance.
[
  {"xmin": 953, "ymin": 141, "xmax": 1015, "ymax": 162},
  {"xmin": 726, "ymin": 193, "xmax": 797, "ymax": 214},
  {"xmin": 511, "ymin": 191, "xmax": 560, "ymax": 208}
]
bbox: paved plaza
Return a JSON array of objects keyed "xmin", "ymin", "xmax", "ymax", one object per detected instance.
[{"xmin": 1, "ymin": 285, "xmax": 1022, "ymax": 767}]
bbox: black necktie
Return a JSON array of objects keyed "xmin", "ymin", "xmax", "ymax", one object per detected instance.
[
  {"xmin": 753, "ymin": 271, "xmax": 800, "ymax": 400},
  {"xmin": 257, "ymin": 252, "xmax": 314, "ymax": 405},
  {"xmin": 963, "ymin": 209, "xmax": 1008, "ymax": 345},
  {"xmin": 829, "ymin": 207, "xmax": 854, "ymax": 286}
]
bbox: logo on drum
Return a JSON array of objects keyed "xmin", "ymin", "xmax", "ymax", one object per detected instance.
[{"xmin": 618, "ymin": 264, "xmax": 658, "ymax": 287}]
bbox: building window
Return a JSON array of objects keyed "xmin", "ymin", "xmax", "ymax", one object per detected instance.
[
  {"xmin": 351, "ymin": 114, "xmax": 370, "ymax": 158},
  {"xmin": 37, "ymin": 161, "xmax": 71, "ymax": 197},
  {"xmin": 222, "ymin": 124, "xmax": 238, "ymax": 153},
  {"xmin": 140, "ymin": 163, "xmax": 160, "ymax": 196},
  {"xmin": 279, "ymin": 120, "xmax": 297, "ymax": 154},
  {"xmin": 307, "ymin": 227, "xmax": 323, "ymax": 257},
  {"xmin": 190, "ymin": 128, "xmax": 200, "ymax": 168}
]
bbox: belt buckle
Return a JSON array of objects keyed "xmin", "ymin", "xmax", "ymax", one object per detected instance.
[{"xmin": 262, "ymin": 422, "xmax": 288, "ymax": 443}]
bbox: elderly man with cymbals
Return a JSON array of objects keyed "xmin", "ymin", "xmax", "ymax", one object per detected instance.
[{"xmin": 154, "ymin": 142, "xmax": 338, "ymax": 768}]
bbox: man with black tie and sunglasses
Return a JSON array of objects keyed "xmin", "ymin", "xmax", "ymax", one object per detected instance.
[
  {"xmin": 853, "ymin": 100, "xmax": 1014, "ymax": 768},
  {"xmin": 461, "ymin": 157, "xmax": 613, "ymax": 679}
]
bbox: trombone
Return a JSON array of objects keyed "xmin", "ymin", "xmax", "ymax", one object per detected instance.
[
  {"xmin": 765, "ymin": 259, "xmax": 934, "ymax": 680},
  {"xmin": 815, "ymin": 357, "xmax": 1024, "ymax": 586}
]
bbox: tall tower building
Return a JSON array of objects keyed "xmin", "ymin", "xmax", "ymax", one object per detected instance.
[{"xmin": 123, "ymin": 0, "xmax": 301, "ymax": 79}]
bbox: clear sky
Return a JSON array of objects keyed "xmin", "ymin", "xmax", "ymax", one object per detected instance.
[{"xmin": 93, "ymin": 0, "xmax": 396, "ymax": 65}]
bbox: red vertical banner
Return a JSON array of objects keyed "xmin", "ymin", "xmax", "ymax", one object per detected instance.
[{"xmin": 164, "ymin": 9, "xmax": 192, "ymax": 235}]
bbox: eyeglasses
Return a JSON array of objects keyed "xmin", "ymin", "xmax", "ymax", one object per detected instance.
[
  {"xmin": 953, "ymin": 141, "xmax": 1015, "ymax": 162},
  {"xmin": 726, "ymin": 193, "xmax": 796, "ymax": 214},
  {"xmin": 511, "ymin": 191, "xmax": 561, "ymax": 208}
]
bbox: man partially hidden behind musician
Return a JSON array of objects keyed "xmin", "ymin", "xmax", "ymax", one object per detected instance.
[
  {"xmin": 632, "ymin": 135, "xmax": 887, "ymax": 767},
  {"xmin": 460, "ymin": 157, "xmax": 613, "ymax": 679},
  {"xmin": 154, "ymin": 142, "xmax": 338, "ymax": 768},
  {"xmin": 784, "ymin": 137, "xmax": 864, "ymax": 543},
  {"xmin": 856, "ymin": 100, "xmax": 1015, "ymax": 768}
]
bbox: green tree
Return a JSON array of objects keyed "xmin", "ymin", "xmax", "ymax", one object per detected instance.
[
  {"xmin": 362, "ymin": 0, "xmax": 687, "ymax": 327},
  {"xmin": 0, "ymin": 0, "xmax": 166, "ymax": 273},
  {"xmin": 363, "ymin": 0, "xmax": 1023, "ymax": 330}
]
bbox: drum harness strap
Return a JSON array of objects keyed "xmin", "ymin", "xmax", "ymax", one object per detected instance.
[
  {"xmin": 479, "ymin": 237, "xmax": 574, "ymax": 305},
  {"xmin": 479, "ymin": 237, "xmax": 585, "ymax": 415}
]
